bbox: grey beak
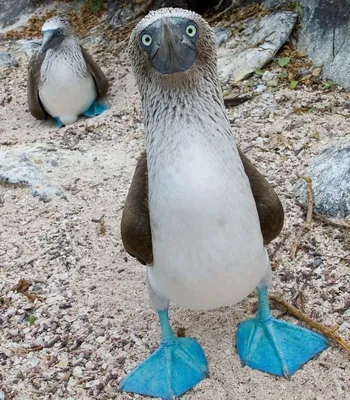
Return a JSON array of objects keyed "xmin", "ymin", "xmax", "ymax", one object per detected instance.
[
  {"xmin": 41, "ymin": 29, "xmax": 64, "ymax": 52},
  {"xmin": 150, "ymin": 22, "xmax": 197, "ymax": 75}
]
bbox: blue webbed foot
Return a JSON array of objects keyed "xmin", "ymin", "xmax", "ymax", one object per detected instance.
[
  {"xmin": 53, "ymin": 117, "xmax": 63, "ymax": 128},
  {"xmin": 237, "ymin": 287, "xmax": 329, "ymax": 377},
  {"xmin": 120, "ymin": 310, "xmax": 208, "ymax": 399},
  {"xmin": 82, "ymin": 100, "xmax": 108, "ymax": 118}
]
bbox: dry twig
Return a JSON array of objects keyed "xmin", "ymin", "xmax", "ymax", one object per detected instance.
[
  {"xmin": 92, "ymin": 214, "xmax": 106, "ymax": 236},
  {"xmin": 19, "ymin": 335, "xmax": 62, "ymax": 354},
  {"xmin": 13, "ymin": 279, "xmax": 44, "ymax": 303},
  {"xmin": 269, "ymin": 295, "xmax": 350, "ymax": 354},
  {"xmin": 296, "ymin": 199, "xmax": 350, "ymax": 230},
  {"xmin": 291, "ymin": 175, "xmax": 313, "ymax": 259},
  {"xmin": 270, "ymin": 232, "xmax": 290, "ymax": 270},
  {"xmin": 208, "ymin": 0, "xmax": 236, "ymax": 22}
]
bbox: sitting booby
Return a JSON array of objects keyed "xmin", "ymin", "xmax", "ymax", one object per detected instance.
[
  {"xmin": 120, "ymin": 8, "xmax": 328, "ymax": 400},
  {"xmin": 27, "ymin": 17, "xmax": 108, "ymax": 128}
]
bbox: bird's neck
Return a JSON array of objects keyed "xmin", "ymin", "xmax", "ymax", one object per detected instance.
[
  {"xmin": 41, "ymin": 37, "xmax": 86, "ymax": 78},
  {"xmin": 142, "ymin": 73, "xmax": 234, "ymax": 158},
  {"xmin": 42, "ymin": 36, "xmax": 80, "ymax": 58}
]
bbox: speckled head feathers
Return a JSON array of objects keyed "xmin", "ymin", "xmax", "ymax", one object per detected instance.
[
  {"xmin": 133, "ymin": 7, "xmax": 202, "ymax": 34},
  {"xmin": 129, "ymin": 8, "xmax": 217, "ymax": 88},
  {"xmin": 42, "ymin": 17, "xmax": 74, "ymax": 35}
]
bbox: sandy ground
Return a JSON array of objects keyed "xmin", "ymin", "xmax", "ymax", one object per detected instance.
[{"xmin": 1, "ymin": 16, "xmax": 350, "ymax": 400}]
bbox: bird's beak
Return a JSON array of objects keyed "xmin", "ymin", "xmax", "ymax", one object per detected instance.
[
  {"xmin": 150, "ymin": 21, "xmax": 197, "ymax": 75},
  {"xmin": 41, "ymin": 29, "xmax": 63, "ymax": 52}
]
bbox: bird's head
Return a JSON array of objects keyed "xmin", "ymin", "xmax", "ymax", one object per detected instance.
[
  {"xmin": 129, "ymin": 8, "xmax": 217, "ymax": 88},
  {"xmin": 41, "ymin": 17, "xmax": 74, "ymax": 52}
]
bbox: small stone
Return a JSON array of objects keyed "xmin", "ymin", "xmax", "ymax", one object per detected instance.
[
  {"xmin": 262, "ymin": 71, "xmax": 276, "ymax": 81},
  {"xmin": 73, "ymin": 366, "xmax": 83, "ymax": 378},
  {"xmin": 266, "ymin": 79, "xmax": 279, "ymax": 87},
  {"xmin": 0, "ymin": 390, "xmax": 5, "ymax": 400},
  {"xmin": 254, "ymin": 84, "xmax": 267, "ymax": 94},
  {"xmin": 96, "ymin": 336, "xmax": 106, "ymax": 344},
  {"xmin": 56, "ymin": 358, "xmax": 69, "ymax": 369},
  {"xmin": 8, "ymin": 328, "xmax": 19, "ymax": 337},
  {"xmin": 313, "ymin": 257, "xmax": 323, "ymax": 268},
  {"xmin": 85, "ymin": 379, "xmax": 100, "ymax": 389},
  {"xmin": 27, "ymin": 356, "xmax": 40, "ymax": 368}
]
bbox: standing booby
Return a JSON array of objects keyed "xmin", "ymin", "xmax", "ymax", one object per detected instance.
[
  {"xmin": 27, "ymin": 17, "xmax": 109, "ymax": 128},
  {"xmin": 121, "ymin": 8, "xmax": 328, "ymax": 399}
]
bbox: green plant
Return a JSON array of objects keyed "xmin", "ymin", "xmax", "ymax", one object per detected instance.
[
  {"xmin": 27, "ymin": 314, "xmax": 36, "ymax": 326},
  {"xmin": 254, "ymin": 68, "xmax": 264, "ymax": 76},
  {"xmin": 323, "ymin": 80, "xmax": 336, "ymax": 90},
  {"xmin": 85, "ymin": 0, "xmax": 104, "ymax": 12},
  {"xmin": 278, "ymin": 57, "xmax": 291, "ymax": 67},
  {"xmin": 291, "ymin": 2, "xmax": 303, "ymax": 19}
]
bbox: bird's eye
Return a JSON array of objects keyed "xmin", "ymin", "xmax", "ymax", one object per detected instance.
[
  {"xmin": 186, "ymin": 24, "xmax": 197, "ymax": 37},
  {"xmin": 141, "ymin": 33, "xmax": 153, "ymax": 46},
  {"xmin": 57, "ymin": 28, "xmax": 63, "ymax": 35}
]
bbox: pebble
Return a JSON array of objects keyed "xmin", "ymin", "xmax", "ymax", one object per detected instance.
[
  {"xmin": 262, "ymin": 71, "xmax": 276, "ymax": 81},
  {"xmin": 96, "ymin": 336, "xmax": 106, "ymax": 344},
  {"xmin": 85, "ymin": 379, "xmax": 100, "ymax": 389},
  {"xmin": 73, "ymin": 366, "xmax": 83, "ymax": 378},
  {"xmin": 254, "ymin": 84, "xmax": 267, "ymax": 93}
]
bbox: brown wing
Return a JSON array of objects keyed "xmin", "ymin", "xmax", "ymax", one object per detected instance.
[
  {"xmin": 238, "ymin": 149, "xmax": 284, "ymax": 245},
  {"xmin": 81, "ymin": 47, "xmax": 109, "ymax": 98},
  {"xmin": 27, "ymin": 53, "xmax": 46, "ymax": 120},
  {"xmin": 121, "ymin": 148, "xmax": 284, "ymax": 265},
  {"xmin": 121, "ymin": 151, "xmax": 153, "ymax": 265}
]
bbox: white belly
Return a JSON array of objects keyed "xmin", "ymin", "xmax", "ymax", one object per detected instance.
[
  {"xmin": 147, "ymin": 143, "xmax": 268, "ymax": 310},
  {"xmin": 39, "ymin": 60, "xmax": 96, "ymax": 125}
]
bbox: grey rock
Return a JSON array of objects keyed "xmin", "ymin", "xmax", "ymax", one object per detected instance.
[
  {"xmin": 262, "ymin": 71, "xmax": 276, "ymax": 81},
  {"xmin": 0, "ymin": 52, "xmax": 18, "ymax": 68},
  {"xmin": 217, "ymin": 11, "xmax": 297, "ymax": 83},
  {"xmin": 213, "ymin": 26, "xmax": 232, "ymax": 47},
  {"xmin": 0, "ymin": 146, "xmax": 65, "ymax": 203},
  {"xmin": 106, "ymin": 0, "xmax": 145, "ymax": 28},
  {"xmin": 258, "ymin": 0, "xmax": 290, "ymax": 7},
  {"xmin": 298, "ymin": 0, "xmax": 350, "ymax": 88},
  {"xmin": 0, "ymin": 0, "xmax": 50, "ymax": 31},
  {"xmin": 13, "ymin": 39, "xmax": 41, "ymax": 57},
  {"xmin": 254, "ymin": 84, "xmax": 267, "ymax": 93},
  {"xmin": 294, "ymin": 142, "xmax": 350, "ymax": 219},
  {"xmin": 0, "ymin": 391, "xmax": 5, "ymax": 400}
]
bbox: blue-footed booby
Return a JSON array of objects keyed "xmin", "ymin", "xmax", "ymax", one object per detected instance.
[
  {"xmin": 120, "ymin": 7, "xmax": 328, "ymax": 400},
  {"xmin": 27, "ymin": 17, "xmax": 108, "ymax": 128}
]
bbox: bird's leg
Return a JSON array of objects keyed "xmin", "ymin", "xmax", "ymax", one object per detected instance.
[
  {"xmin": 53, "ymin": 117, "xmax": 63, "ymax": 128},
  {"xmin": 82, "ymin": 100, "xmax": 109, "ymax": 118},
  {"xmin": 120, "ymin": 272, "xmax": 208, "ymax": 400},
  {"xmin": 236, "ymin": 268, "xmax": 329, "ymax": 377}
]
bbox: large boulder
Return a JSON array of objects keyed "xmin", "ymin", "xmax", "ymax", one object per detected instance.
[
  {"xmin": 294, "ymin": 142, "xmax": 350, "ymax": 219},
  {"xmin": 217, "ymin": 10, "xmax": 297, "ymax": 83},
  {"xmin": 298, "ymin": 0, "xmax": 350, "ymax": 88},
  {"xmin": 0, "ymin": 0, "xmax": 50, "ymax": 31},
  {"xmin": 253, "ymin": 0, "xmax": 350, "ymax": 88},
  {"xmin": 105, "ymin": 0, "xmax": 244, "ymax": 26}
]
